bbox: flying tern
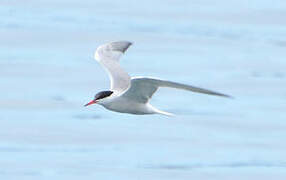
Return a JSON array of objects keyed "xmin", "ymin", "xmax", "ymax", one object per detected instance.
[{"xmin": 85, "ymin": 41, "xmax": 231, "ymax": 115}]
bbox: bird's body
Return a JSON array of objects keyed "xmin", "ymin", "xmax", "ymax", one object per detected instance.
[
  {"xmin": 95, "ymin": 78, "xmax": 174, "ymax": 115},
  {"xmin": 85, "ymin": 41, "xmax": 231, "ymax": 115},
  {"xmin": 98, "ymin": 95, "xmax": 160, "ymax": 115}
]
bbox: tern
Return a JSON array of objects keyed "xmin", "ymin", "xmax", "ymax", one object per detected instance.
[{"xmin": 85, "ymin": 41, "xmax": 230, "ymax": 115}]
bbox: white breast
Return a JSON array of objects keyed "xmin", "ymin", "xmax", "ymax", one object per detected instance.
[{"xmin": 99, "ymin": 96, "xmax": 156, "ymax": 115}]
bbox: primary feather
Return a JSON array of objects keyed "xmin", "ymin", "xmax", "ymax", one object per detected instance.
[{"xmin": 122, "ymin": 77, "xmax": 231, "ymax": 103}]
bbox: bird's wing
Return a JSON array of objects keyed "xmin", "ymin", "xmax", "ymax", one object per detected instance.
[
  {"xmin": 122, "ymin": 77, "xmax": 231, "ymax": 103},
  {"xmin": 94, "ymin": 41, "xmax": 132, "ymax": 93}
]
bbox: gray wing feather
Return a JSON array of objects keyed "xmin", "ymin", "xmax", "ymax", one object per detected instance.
[
  {"xmin": 123, "ymin": 77, "xmax": 231, "ymax": 103},
  {"xmin": 94, "ymin": 41, "xmax": 132, "ymax": 93}
]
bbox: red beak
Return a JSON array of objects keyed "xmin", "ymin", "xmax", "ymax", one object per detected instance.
[{"xmin": 84, "ymin": 99, "xmax": 97, "ymax": 107}]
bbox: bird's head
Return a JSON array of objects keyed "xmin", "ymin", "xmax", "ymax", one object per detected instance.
[{"xmin": 84, "ymin": 90, "xmax": 113, "ymax": 106}]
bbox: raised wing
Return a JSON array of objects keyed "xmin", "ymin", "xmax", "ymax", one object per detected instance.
[
  {"xmin": 94, "ymin": 41, "xmax": 132, "ymax": 93},
  {"xmin": 122, "ymin": 77, "xmax": 231, "ymax": 103}
]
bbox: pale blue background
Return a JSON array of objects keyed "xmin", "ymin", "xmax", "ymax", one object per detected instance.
[{"xmin": 1, "ymin": 0, "xmax": 286, "ymax": 179}]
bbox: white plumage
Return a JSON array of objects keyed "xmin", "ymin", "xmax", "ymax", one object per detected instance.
[{"xmin": 85, "ymin": 41, "xmax": 231, "ymax": 116}]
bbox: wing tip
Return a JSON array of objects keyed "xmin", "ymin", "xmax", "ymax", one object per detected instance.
[
  {"xmin": 218, "ymin": 93, "xmax": 234, "ymax": 99},
  {"xmin": 108, "ymin": 41, "xmax": 133, "ymax": 53},
  {"xmin": 122, "ymin": 41, "xmax": 133, "ymax": 53},
  {"xmin": 94, "ymin": 41, "xmax": 133, "ymax": 61}
]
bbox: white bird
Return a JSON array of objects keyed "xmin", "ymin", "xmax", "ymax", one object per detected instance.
[{"xmin": 85, "ymin": 41, "xmax": 231, "ymax": 116}]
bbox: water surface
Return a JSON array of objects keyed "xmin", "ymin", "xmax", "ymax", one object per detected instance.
[{"xmin": 1, "ymin": 0, "xmax": 286, "ymax": 179}]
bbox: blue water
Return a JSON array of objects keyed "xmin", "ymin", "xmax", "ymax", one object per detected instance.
[{"xmin": 1, "ymin": 0, "xmax": 286, "ymax": 179}]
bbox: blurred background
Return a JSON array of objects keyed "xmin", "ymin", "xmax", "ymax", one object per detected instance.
[{"xmin": 0, "ymin": 0, "xmax": 286, "ymax": 179}]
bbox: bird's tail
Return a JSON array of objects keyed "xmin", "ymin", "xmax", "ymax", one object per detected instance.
[
  {"xmin": 153, "ymin": 107, "xmax": 174, "ymax": 116},
  {"xmin": 147, "ymin": 104, "xmax": 174, "ymax": 116},
  {"xmin": 156, "ymin": 110, "xmax": 174, "ymax": 116}
]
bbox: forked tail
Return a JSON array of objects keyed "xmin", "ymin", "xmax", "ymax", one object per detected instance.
[
  {"xmin": 148, "ymin": 104, "xmax": 174, "ymax": 116},
  {"xmin": 155, "ymin": 109, "xmax": 174, "ymax": 116}
]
